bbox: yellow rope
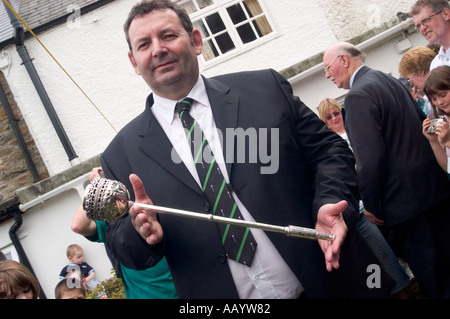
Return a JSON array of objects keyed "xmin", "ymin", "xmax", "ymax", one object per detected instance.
[{"xmin": 2, "ymin": 0, "xmax": 117, "ymax": 133}]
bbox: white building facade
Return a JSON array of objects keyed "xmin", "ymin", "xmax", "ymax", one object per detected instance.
[{"xmin": 0, "ymin": 0, "xmax": 427, "ymax": 298}]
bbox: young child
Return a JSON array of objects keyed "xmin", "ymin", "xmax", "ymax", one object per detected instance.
[
  {"xmin": 422, "ymin": 65, "xmax": 450, "ymax": 174},
  {"xmin": 59, "ymin": 244, "xmax": 99, "ymax": 290},
  {"xmin": 55, "ymin": 278, "xmax": 85, "ymax": 299},
  {"xmin": 0, "ymin": 260, "xmax": 40, "ymax": 299}
]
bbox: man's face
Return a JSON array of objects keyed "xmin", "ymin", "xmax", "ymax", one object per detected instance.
[
  {"xmin": 127, "ymin": 9, "xmax": 203, "ymax": 100},
  {"xmin": 413, "ymin": 6, "xmax": 448, "ymax": 45},
  {"xmin": 323, "ymin": 52, "xmax": 350, "ymax": 90},
  {"xmin": 69, "ymin": 250, "xmax": 84, "ymax": 264},
  {"xmin": 430, "ymin": 90, "xmax": 450, "ymax": 115}
]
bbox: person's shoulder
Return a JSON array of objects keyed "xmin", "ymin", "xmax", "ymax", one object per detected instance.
[
  {"xmin": 353, "ymin": 66, "xmax": 393, "ymax": 88},
  {"xmin": 209, "ymin": 69, "xmax": 285, "ymax": 91},
  {"xmin": 212, "ymin": 68, "xmax": 278, "ymax": 81},
  {"xmin": 102, "ymin": 100, "xmax": 152, "ymax": 153}
]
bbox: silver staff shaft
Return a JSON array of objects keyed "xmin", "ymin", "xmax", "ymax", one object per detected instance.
[{"xmin": 130, "ymin": 201, "xmax": 335, "ymax": 242}]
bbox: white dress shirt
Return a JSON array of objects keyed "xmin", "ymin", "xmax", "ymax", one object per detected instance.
[{"xmin": 150, "ymin": 75, "xmax": 303, "ymax": 299}]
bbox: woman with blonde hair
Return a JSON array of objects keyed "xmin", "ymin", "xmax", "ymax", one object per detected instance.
[
  {"xmin": 399, "ymin": 46, "xmax": 438, "ymax": 116},
  {"xmin": 0, "ymin": 260, "xmax": 40, "ymax": 299},
  {"xmin": 399, "ymin": 46, "xmax": 437, "ymax": 91},
  {"xmin": 318, "ymin": 98, "xmax": 348, "ymax": 145}
]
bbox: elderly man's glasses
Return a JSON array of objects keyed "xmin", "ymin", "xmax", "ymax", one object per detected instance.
[
  {"xmin": 324, "ymin": 55, "xmax": 343, "ymax": 74},
  {"xmin": 415, "ymin": 11, "xmax": 442, "ymax": 30},
  {"xmin": 407, "ymin": 73, "xmax": 416, "ymax": 87}
]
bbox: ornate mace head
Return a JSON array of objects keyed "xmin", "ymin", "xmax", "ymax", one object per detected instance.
[{"xmin": 83, "ymin": 177, "xmax": 130, "ymax": 221}]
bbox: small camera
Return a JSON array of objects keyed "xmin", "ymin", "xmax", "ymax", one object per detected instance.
[{"xmin": 427, "ymin": 117, "xmax": 447, "ymax": 134}]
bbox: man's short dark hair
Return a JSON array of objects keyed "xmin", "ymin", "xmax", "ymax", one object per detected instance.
[{"xmin": 124, "ymin": 0, "xmax": 194, "ymax": 52}]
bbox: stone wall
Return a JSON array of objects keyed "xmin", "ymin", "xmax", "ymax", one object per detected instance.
[{"xmin": 0, "ymin": 70, "xmax": 48, "ymax": 202}]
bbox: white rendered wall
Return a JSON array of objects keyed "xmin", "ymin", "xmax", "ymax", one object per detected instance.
[
  {"xmin": 0, "ymin": 0, "xmax": 428, "ymax": 299},
  {"xmin": 1, "ymin": 0, "xmax": 420, "ymax": 176},
  {"xmin": 0, "ymin": 179, "xmax": 112, "ymax": 299}
]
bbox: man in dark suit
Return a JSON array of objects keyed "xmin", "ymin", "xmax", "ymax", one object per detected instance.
[
  {"xmin": 100, "ymin": 0, "xmax": 394, "ymax": 299},
  {"xmin": 323, "ymin": 42, "xmax": 450, "ymax": 298}
]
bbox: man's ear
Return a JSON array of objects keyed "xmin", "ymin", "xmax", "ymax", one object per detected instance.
[
  {"xmin": 442, "ymin": 8, "xmax": 450, "ymax": 22},
  {"xmin": 192, "ymin": 29, "xmax": 203, "ymax": 56},
  {"xmin": 128, "ymin": 51, "xmax": 141, "ymax": 75},
  {"xmin": 341, "ymin": 54, "xmax": 350, "ymax": 67}
]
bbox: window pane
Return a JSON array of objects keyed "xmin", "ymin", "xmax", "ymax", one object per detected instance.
[
  {"xmin": 194, "ymin": 20, "xmax": 210, "ymax": 38},
  {"xmin": 177, "ymin": 0, "xmax": 213, "ymax": 13},
  {"xmin": 227, "ymin": 4, "xmax": 246, "ymax": 24},
  {"xmin": 206, "ymin": 12, "xmax": 226, "ymax": 34},
  {"xmin": 197, "ymin": 0, "xmax": 213, "ymax": 9},
  {"xmin": 243, "ymin": 0, "xmax": 263, "ymax": 16},
  {"xmin": 237, "ymin": 23, "xmax": 257, "ymax": 43},
  {"xmin": 192, "ymin": 0, "xmax": 273, "ymax": 62},
  {"xmin": 178, "ymin": 0, "xmax": 197, "ymax": 14},
  {"xmin": 203, "ymin": 39, "xmax": 219, "ymax": 61},
  {"xmin": 216, "ymin": 32, "xmax": 235, "ymax": 54},
  {"xmin": 253, "ymin": 16, "xmax": 272, "ymax": 36}
]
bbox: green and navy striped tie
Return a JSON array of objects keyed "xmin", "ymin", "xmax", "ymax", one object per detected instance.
[{"xmin": 175, "ymin": 98, "xmax": 257, "ymax": 267}]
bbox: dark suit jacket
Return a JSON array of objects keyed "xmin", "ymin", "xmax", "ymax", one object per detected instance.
[
  {"xmin": 344, "ymin": 66, "xmax": 450, "ymax": 227},
  {"xmin": 101, "ymin": 69, "xmax": 393, "ymax": 298}
]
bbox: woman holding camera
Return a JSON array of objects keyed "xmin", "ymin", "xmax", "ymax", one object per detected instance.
[{"xmin": 422, "ymin": 65, "xmax": 450, "ymax": 174}]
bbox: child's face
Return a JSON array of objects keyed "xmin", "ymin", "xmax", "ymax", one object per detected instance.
[
  {"xmin": 69, "ymin": 249, "xmax": 84, "ymax": 264},
  {"xmin": 431, "ymin": 90, "xmax": 450, "ymax": 114}
]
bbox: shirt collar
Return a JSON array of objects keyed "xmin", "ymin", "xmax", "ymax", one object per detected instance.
[
  {"xmin": 437, "ymin": 45, "xmax": 450, "ymax": 58},
  {"xmin": 349, "ymin": 65, "xmax": 365, "ymax": 89},
  {"xmin": 152, "ymin": 75, "xmax": 209, "ymax": 125}
]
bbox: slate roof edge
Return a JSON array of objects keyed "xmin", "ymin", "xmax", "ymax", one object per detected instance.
[{"xmin": 0, "ymin": 0, "xmax": 116, "ymax": 49}]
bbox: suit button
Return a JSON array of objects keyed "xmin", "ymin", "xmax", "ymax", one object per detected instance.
[
  {"xmin": 204, "ymin": 202, "xmax": 210, "ymax": 212},
  {"xmin": 217, "ymin": 254, "xmax": 227, "ymax": 264}
]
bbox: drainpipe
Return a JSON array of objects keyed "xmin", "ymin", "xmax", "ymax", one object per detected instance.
[
  {"xmin": 0, "ymin": 81, "xmax": 40, "ymax": 182},
  {"xmin": 4, "ymin": 3, "xmax": 80, "ymax": 166},
  {"xmin": 6, "ymin": 204, "xmax": 47, "ymax": 299}
]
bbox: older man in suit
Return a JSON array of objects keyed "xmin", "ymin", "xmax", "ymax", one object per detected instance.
[
  {"xmin": 100, "ymin": 1, "xmax": 394, "ymax": 299},
  {"xmin": 323, "ymin": 42, "xmax": 450, "ymax": 298}
]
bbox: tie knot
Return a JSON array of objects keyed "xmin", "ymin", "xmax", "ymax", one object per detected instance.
[{"xmin": 175, "ymin": 98, "xmax": 194, "ymax": 116}]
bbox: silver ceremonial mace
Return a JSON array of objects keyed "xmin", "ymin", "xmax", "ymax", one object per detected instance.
[{"xmin": 83, "ymin": 177, "xmax": 335, "ymax": 242}]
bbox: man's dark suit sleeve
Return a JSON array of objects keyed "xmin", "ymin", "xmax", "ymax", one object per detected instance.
[
  {"xmin": 101, "ymin": 157, "xmax": 165, "ymax": 270},
  {"xmin": 272, "ymin": 70, "xmax": 360, "ymax": 228}
]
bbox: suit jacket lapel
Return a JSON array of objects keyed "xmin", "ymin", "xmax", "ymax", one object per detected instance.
[
  {"xmin": 138, "ymin": 94, "xmax": 202, "ymax": 195},
  {"xmin": 203, "ymin": 76, "xmax": 239, "ymax": 177}
]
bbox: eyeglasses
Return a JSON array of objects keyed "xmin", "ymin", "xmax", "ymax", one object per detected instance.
[
  {"xmin": 326, "ymin": 111, "xmax": 341, "ymax": 121},
  {"xmin": 415, "ymin": 11, "xmax": 442, "ymax": 31},
  {"xmin": 324, "ymin": 55, "xmax": 343, "ymax": 74},
  {"xmin": 407, "ymin": 73, "xmax": 416, "ymax": 87}
]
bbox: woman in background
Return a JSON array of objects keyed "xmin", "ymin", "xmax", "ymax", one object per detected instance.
[
  {"xmin": 422, "ymin": 65, "xmax": 450, "ymax": 175},
  {"xmin": 0, "ymin": 260, "xmax": 40, "ymax": 299}
]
